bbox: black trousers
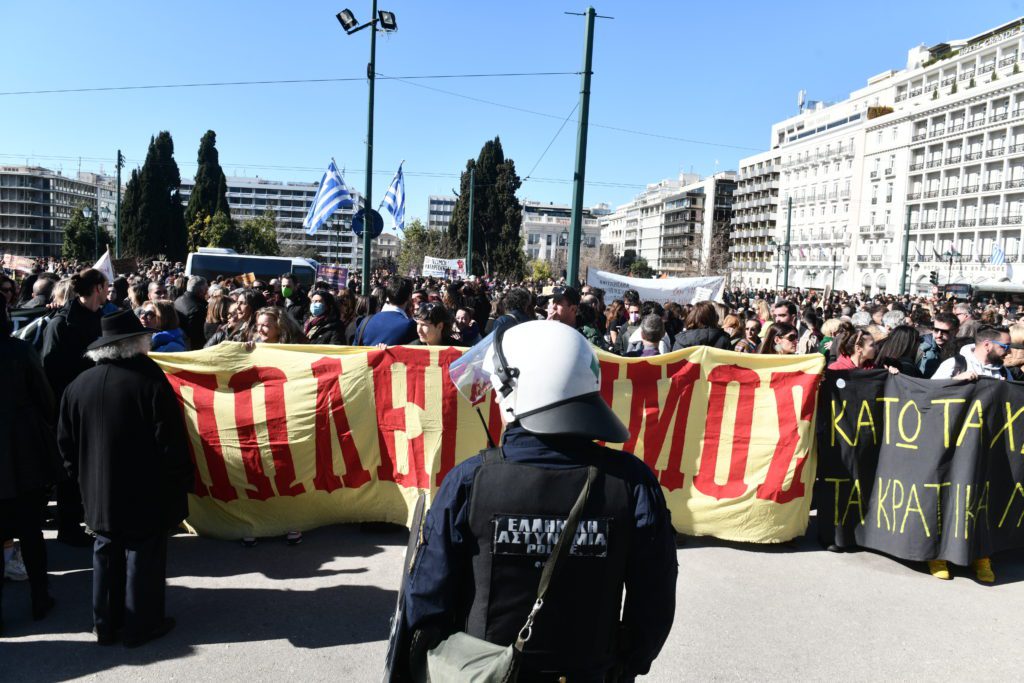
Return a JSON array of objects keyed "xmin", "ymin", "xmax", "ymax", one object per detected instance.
[
  {"xmin": 0, "ymin": 492, "xmax": 49, "ymax": 618},
  {"xmin": 92, "ymin": 532, "xmax": 167, "ymax": 639},
  {"xmin": 56, "ymin": 479, "xmax": 84, "ymax": 536}
]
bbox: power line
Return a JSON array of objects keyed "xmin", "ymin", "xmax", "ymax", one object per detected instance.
[
  {"xmin": 0, "ymin": 71, "xmax": 580, "ymax": 97},
  {"xmin": 523, "ymin": 102, "xmax": 579, "ymax": 182},
  {"xmin": 381, "ymin": 73, "xmax": 761, "ymax": 152},
  {"xmin": 0, "ymin": 153, "xmax": 648, "ymax": 189}
]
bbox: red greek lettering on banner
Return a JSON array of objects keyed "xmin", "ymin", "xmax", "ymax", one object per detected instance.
[
  {"xmin": 756, "ymin": 371, "xmax": 821, "ymax": 503},
  {"xmin": 369, "ymin": 347, "xmax": 434, "ymax": 489},
  {"xmin": 433, "ymin": 346, "xmax": 467, "ymax": 487},
  {"xmin": 622, "ymin": 360, "xmax": 701, "ymax": 491},
  {"xmin": 164, "ymin": 371, "xmax": 237, "ymax": 502},
  {"xmin": 228, "ymin": 367, "xmax": 305, "ymax": 500},
  {"xmin": 693, "ymin": 364, "xmax": 760, "ymax": 500},
  {"xmin": 310, "ymin": 357, "xmax": 373, "ymax": 491}
]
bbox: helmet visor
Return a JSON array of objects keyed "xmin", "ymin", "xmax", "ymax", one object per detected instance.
[{"xmin": 448, "ymin": 332, "xmax": 496, "ymax": 406}]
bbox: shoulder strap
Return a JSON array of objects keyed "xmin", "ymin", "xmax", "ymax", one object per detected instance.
[
  {"xmin": 953, "ymin": 354, "xmax": 966, "ymax": 375},
  {"xmin": 514, "ymin": 465, "xmax": 598, "ymax": 652},
  {"xmin": 480, "ymin": 447, "xmax": 504, "ymax": 465},
  {"xmin": 355, "ymin": 313, "xmax": 374, "ymax": 346}
]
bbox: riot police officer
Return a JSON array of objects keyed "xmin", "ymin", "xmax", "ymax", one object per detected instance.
[{"xmin": 404, "ymin": 320, "xmax": 678, "ymax": 681}]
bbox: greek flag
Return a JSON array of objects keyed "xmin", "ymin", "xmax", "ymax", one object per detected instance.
[
  {"xmin": 381, "ymin": 163, "xmax": 406, "ymax": 231},
  {"xmin": 303, "ymin": 161, "xmax": 352, "ymax": 236},
  {"xmin": 992, "ymin": 242, "xmax": 1006, "ymax": 266}
]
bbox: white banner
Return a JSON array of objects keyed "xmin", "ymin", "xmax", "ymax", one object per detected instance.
[
  {"xmin": 586, "ymin": 268, "xmax": 725, "ymax": 304},
  {"xmin": 422, "ymin": 256, "xmax": 467, "ymax": 279}
]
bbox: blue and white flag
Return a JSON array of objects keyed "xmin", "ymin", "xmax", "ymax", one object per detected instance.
[
  {"xmin": 303, "ymin": 161, "xmax": 352, "ymax": 236},
  {"xmin": 381, "ymin": 163, "xmax": 406, "ymax": 231},
  {"xmin": 991, "ymin": 242, "xmax": 1006, "ymax": 266}
]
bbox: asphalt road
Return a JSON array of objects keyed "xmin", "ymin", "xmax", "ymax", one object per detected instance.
[{"xmin": 2, "ymin": 517, "xmax": 1021, "ymax": 681}]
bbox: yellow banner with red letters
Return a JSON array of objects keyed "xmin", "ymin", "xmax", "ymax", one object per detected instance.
[{"xmin": 152, "ymin": 343, "xmax": 824, "ymax": 542}]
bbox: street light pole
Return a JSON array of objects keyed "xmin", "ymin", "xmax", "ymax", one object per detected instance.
[
  {"xmin": 360, "ymin": 0, "xmax": 379, "ymax": 296},
  {"xmin": 567, "ymin": 7, "xmax": 597, "ymax": 287},
  {"xmin": 898, "ymin": 204, "xmax": 912, "ymax": 295},
  {"xmin": 831, "ymin": 250, "xmax": 837, "ymax": 291},
  {"xmin": 782, "ymin": 196, "xmax": 793, "ymax": 290},
  {"xmin": 115, "ymin": 150, "xmax": 124, "ymax": 258},
  {"xmin": 467, "ymin": 167, "xmax": 474, "ymax": 276}
]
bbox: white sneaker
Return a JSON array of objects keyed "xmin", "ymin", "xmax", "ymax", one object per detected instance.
[{"xmin": 4, "ymin": 545, "xmax": 28, "ymax": 581}]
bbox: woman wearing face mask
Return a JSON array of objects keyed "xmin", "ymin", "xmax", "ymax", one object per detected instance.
[{"xmin": 302, "ymin": 290, "xmax": 346, "ymax": 345}]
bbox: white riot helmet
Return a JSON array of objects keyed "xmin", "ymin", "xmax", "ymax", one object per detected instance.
[{"xmin": 482, "ymin": 320, "xmax": 629, "ymax": 442}]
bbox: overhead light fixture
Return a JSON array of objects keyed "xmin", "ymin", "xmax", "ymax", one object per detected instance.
[
  {"xmin": 336, "ymin": 9, "xmax": 359, "ymax": 32},
  {"xmin": 377, "ymin": 10, "xmax": 397, "ymax": 31}
]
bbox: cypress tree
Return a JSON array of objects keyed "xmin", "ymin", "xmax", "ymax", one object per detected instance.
[
  {"xmin": 448, "ymin": 136, "xmax": 525, "ymax": 277},
  {"xmin": 126, "ymin": 132, "xmax": 187, "ymax": 260},
  {"xmin": 186, "ymin": 130, "xmax": 231, "ymax": 226}
]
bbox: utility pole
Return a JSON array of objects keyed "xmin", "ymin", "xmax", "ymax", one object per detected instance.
[
  {"xmin": 467, "ymin": 167, "xmax": 474, "ymax": 277},
  {"xmin": 359, "ymin": 0, "xmax": 379, "ymax": 296},
  {"xmin": 115, "ymin": 150, "xmax": 124, "ymax": 258},
  {"xmin": 567, "ymin": 7, "xmax": 600, "ymax": 287},
  {"xmin": 898, "ymin": 204, "xmax": 912, "ymax": 295},
  {"xmin": 782, "ymin": 196, "xmax": 793, "ymax": 290}
]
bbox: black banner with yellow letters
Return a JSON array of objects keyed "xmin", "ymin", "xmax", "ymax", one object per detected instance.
[{"xmin": 817, "ymin": 370, "xmax": 1024, "ymax": 566}]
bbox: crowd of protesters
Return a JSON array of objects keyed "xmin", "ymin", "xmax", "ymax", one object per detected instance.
[{"xmin": 3, "ymin": 253, "xmax": 1023, "ymax": 641}]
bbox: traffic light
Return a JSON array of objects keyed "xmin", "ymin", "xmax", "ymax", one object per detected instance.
[{"xmin": 929, "ymin": 270, "xmax": 939, "ymax": 285}]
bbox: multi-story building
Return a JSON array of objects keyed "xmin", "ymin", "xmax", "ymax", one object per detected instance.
[
  {"xmin": 870, "ymin": 18, "xmax": 1024, "ymax": 295},
  {"xmin": 0, "ymin": 166, "xmax": 102, "ymax": 259},
  {"xmin": 729, "ymin": 151, "xmax": 781, "ymax": 289},
  {"xmin": 520, "ymin": 200, "xmax": 608, "ymax": 263},
  {"xmin": 600, "ymin": 173, "xmax": 735, "ymax": 276},
  {"xmin": 737, "ymin": 17, "xmax": 1024, "ymax": 295},
  {"xmin": 179, "ymin": 176, "xmax": 369, "ymax": 268},
  {"xmin": 427, "ymin": 195, "xmax": 456, "ymax": 232}
]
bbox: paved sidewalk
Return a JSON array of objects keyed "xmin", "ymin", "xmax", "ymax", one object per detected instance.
[{"xmin": 2, "ymin": 521, "xmax": 1021, "ymax": 681}]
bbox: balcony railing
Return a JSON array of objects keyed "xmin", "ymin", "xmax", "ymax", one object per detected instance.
[
  {"xmin": 909, "ymin": 162, "xmax": 925, "ymax": 171},
  {"xmin": 1011, "ymin": 144, "xmax": 1024, "ymax": 154},
  {"xmin": 922, "ymin": 221, "xmax": 937, "ymax": 229},
  {"xmin": 906, "ymin": 192, "xmax": 922, "ymax": 200},
  {"xmin": 982, "ymin": 182, "xmax": 1003, "ymax": 191},
  {"xmin": 942, "ymin": 187, "xmax": 959, "ymax": 196},
  {"xmin": 980, "ymin": 217, "xmax": 999, "ymax": 226},
  {"xmin": 885, "ymin": 168, "xmax": 894, "ymax": 176},
  {"xmin": 927, "ymin": 160, "xmax": 943, "ymax": 168},
  {"xmin": 964, "ymin": 152, "xmax": 983, "ymax": 161},
  {"xmin": 895, "ymin": 93, "xmax": 908, "ymax": 102},
  {"xmin": 912, "ymin": 133, "xmax": 927, "ymax": 142},
  {"xmin": 938, "ymin": 220, "xmax": 956, "ymax": 229},
  {"xmin": 962, "ymin": 185, "xmax": 979, "ymax": 193},
  {"xmin": 988, "ymin": 148, "xmax": 1006, "ymax": 157},
  {"xmin": 979, "ymin": 63, "xmax": 996, "ymax": 74},
  {"xmin": 1007, "ymin": 178, "xmax": 1024, "ymax": 188},
  {"xmin": 949, "ymin": 124, "xmax": 965, "ymax": 133},
  {"xmin": 991, "ymin": 112, "xmax": 1009, "ymax": 123},
  {"xmin": 870, "ymin": 170, "xmax": 879, "ymax": 178},
  {"xmin": 959, "ymin": 71, "xmax": 975, "ymax": 81},
  {"xmin": 930, "ymin": 128, "xmax": 945, "ymax": 137},
  {"xmin": 942, "ymin": 76, "xmax": 956, "ymax": 86},
  {"xmin": 1007, "ymin": 215, "xmax": 1024, "ymax": 224},
  {"xmin": 946, "ymin": 155, "xmax": 962, "ymax": 164},
  {"xmin": 924, "ymin": 190, "xmax": 940, "ymax": 198},
  {"xmin": 959, "ymin": 218, "xmax": 978, "ymax": 227},
  {"xmin": 1000, "ymin": 56, "xmax": 1017, "ymax": 67}
]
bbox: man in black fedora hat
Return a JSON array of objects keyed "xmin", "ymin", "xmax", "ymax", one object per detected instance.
[{"xmin": 57, "ymin": 309, "xmax": 193, "ymax": 647}]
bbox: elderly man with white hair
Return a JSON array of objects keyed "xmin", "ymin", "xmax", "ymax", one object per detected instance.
[{"xmin": 57, "ymin": 310, "xmax": 193, "ymax": 647}]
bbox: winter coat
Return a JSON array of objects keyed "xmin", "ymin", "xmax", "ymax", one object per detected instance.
[
  {"xmin": 306, "ymin": 318, "xmax": 348, "ymax": 345},
  {"xmin": 151, "ymin": 327, "xmax": 188, "ymax": 353},
  {"xmin": 57, "ymin": 354, "xmax": 193, "ymax": 538},
  {"xmin": 0, "ymin": 335, "xmax": 63, "ymax": 499},
  {"xmin": 174, "ymin": 291, "xmax": 208, "ymax": 350},
  {"xmin": 40, "ymin": 298, "xmax": 102, "ymax": 399},
  {"xmin": 671, "ymin": 327, "xmax": 732, "ymax": 352}
]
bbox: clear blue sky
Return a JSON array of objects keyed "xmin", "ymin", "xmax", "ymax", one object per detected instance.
[{"xmin": 1, "ymin": 1, "xmax": 1018, "ymax": 232}]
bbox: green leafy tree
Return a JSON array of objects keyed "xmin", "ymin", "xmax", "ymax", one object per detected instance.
[
  {"xmin": 185, "ymin": 130, "xmax": 231, "ymax": 226},
  {"xmin": 62, "ymin": 207, "xmax": 97, "ymax": 261},
  {"xmin": 239, "ymin": 211, "xmax": 281, "ymax": 255},
  {"xmin": 629, "ymin": 256, "xmax": 655, "ymax": 279},
  {"xmin": 448, "ymin": 137, "xmax": 525, "ymax": 278},
  {"xmin": 121, "ymin": 131, "xmax": 187, "ymax": 260},
  {"xmin": 186, "ymin": 211, "xmax": 211, "ymax": 254},
  {"xmin": 398, "ymin": 219, "xmax": 457, "ymax": 275},
  {"xmin": 529, "ymin": 258, "xmax": 553, "ymax": 281},
  {"xmin": 203, "ymin": 210, "xmax": 241, "ymax": 250}
]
